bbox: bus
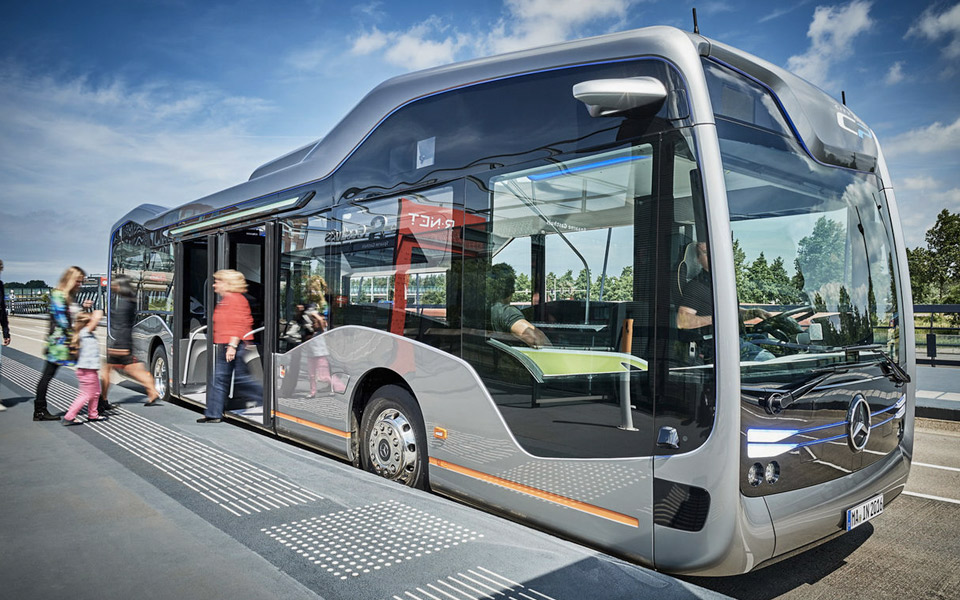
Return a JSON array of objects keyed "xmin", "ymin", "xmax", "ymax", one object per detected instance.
[{"xmin": 107, "ymin": 25, "xmax": 914, "ymax": 576}]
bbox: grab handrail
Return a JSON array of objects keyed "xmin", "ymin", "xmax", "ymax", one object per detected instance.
[{"xmin": 181, "ymin": 325, "xmax": 207, "ymax": 385}]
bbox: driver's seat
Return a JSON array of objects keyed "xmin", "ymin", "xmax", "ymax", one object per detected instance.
[{"xmin": 677, "ymin": 241, "xmax": 702, "ymax": 297}]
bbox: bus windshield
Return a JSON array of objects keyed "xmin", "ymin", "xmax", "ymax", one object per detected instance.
[{"xmin": 707, "ymin": 61, "xmax": 902, "ymax": 380}]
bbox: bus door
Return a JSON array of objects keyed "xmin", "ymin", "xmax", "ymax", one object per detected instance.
[
  {"xmin": 176, "ymin": 236, "xmax": 213, "ymax": 405},
  {"xmin": 217, "ymin": 225, "xmax": 270, "ymax": 426}
]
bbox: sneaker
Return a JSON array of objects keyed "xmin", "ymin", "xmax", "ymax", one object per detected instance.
[{"xmin": 197, "ymin": 417, "xmax": 221, "ymax": 423}]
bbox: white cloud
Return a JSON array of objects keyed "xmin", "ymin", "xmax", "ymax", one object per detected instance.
[
  {"xmin": 883, "ymin": 116, "xmax": 960, "ymax": 158},
  {"xmin": 907, "ymin": 2, "xmax": 960, "ymax": 59},
  {"xmin": 759, "ymin": 1, "xmax": 812, "ymax": 24},
  {"xmin": 899, "ymin": 175, "xmax": 940, "ymax": 191},
  {"xmin": 0, "ymin": 65, "xmax": 313, "ymax": 284},
  {"xmin": 884, "ymin": 60, "xmax": 905, "ymax": 85},
  {"xmin": 349, "ymin": 19, "xmax": 464, "ymax": 70},
  {"xmin": 484, "ymin": 0, "xmax": 633, "ymax": 54},
  {"xmin": 286, "ymin": 46, "xmax": 329, "ymax": 72},
  {"xmin": 351, "ymin": 28, "xmax": 390, "ymax": 56},
  {"xmin": 345, "ymin": 0, "xmax": 635, "ymax": 72},
  {"xmin": 786, "ymin": 0, "xmax": 874, "ymax": 89},
  {"xmin": 894, "ymin": 185, "xmax": 960, "ymax": 249}
]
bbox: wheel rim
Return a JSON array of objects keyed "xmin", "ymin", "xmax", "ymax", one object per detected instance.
[
  {"xmin": 367, "ymin": 407, "xmax": 419, "ymax": 484},
  {"xmin": 153, "ymin": 355, "xmax": 167, "ymax": 399}
]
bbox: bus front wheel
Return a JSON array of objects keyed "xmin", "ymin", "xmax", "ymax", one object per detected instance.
[
  {"xmin": 359, "ymin": 385, "xmax": 428, "ymax": 490},
  {"xmin": 151, "ymin": 346, "xmax": 170, "ymax": 403}
]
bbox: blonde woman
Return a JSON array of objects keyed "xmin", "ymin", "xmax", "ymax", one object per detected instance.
[
  {"xmin": 34, "ymin": 266, "xmax": 85, "ymax": 421},
  {"xmin": 198, "ymin": 269, "xmax": 262, "ymax": 423}
]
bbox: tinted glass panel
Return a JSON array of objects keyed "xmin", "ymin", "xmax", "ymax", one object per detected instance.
[
  {"xmin": 142, "ymin": 243, "xmax": 175, "ymax": 327},
  {"xmin": 110, "ymin": 222, "xmax": 146, "ymax": 325},
  {"xmin": 708, "ymin": 63, "xmax": 902, "ymax": 387},
  {"xmin": 330, "ymin": 186, "xmax": 461, "ymax": 353},
  {"xmin": 335, "ymin": 59, "xmax": 687, "ymax": 200},
  {"xmin": 463, "ymin": 143, "xmax": 661, "ymax": 459}
]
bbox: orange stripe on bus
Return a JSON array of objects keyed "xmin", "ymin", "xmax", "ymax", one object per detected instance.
[
  {"xmin": 429, "ymin": 457, "xmax": 639, "ymax": 527},
  {"xmin": 273, "ymin": 411, "xmax": 351, "ymax": 438}
]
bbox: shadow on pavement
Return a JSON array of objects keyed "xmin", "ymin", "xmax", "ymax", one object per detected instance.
[{"xmin": 681, "ymin": 524, "xmax": 874, "ymax": 600}]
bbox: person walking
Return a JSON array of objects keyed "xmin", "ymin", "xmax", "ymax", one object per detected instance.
[
  {"xmin": 198, "ymin": 269, "xmax": 262, "ymax": 423},
  {"xmin": 303, "ymin": 275, "xmax": 337, "ymax": 397},
  {"xmin": 0, "ymin": 259, "xmax": 11, "ymax": 412},
  {"xmin": 101, "ymin": 274, "xmax": 159, "ymax": 409},
  {"xmin": 34, "ymin": 266, "xmax": 86, "ymax": 421},
  {"xmin": 62, "ymin": 310, "xmax": 107, "ymax": 425}
]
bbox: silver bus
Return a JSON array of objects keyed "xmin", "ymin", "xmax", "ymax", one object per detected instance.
[{"xmin": 108, "ymin": 25, "xmax": 914, "ymax": 576}]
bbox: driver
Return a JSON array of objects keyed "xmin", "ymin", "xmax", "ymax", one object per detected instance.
[
  {"xmin": 676, "ymin": 242, "xmax": 774, "ymax": 361},
  {"xmin": 488, "ymin": 263, "xmax": 550, "ymax": 348}
]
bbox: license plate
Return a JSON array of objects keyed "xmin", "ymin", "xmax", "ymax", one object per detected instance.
[{"xmin": 846, "ymin": 494, "xmax": 884, "ymax": 531}]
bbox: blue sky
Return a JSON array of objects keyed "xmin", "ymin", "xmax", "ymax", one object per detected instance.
[{"xmin": 1, "ymin": 0, "xmax": 958, "ymax": 284}]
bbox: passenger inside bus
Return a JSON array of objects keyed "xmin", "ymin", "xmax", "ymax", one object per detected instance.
[
  {"xmin": 676, "ymin": 241, "xmax": 774, "ymax": 362},
  {"xmin": 488, "ymin": 263, "xmax": 550, "ymax": 348}
]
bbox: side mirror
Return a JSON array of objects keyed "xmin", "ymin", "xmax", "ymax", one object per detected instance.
[{"xmin": 573, "ymin": 77, "xmax": 667, "ymax": 117}]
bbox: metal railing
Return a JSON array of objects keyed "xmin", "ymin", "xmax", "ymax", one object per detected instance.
[{"xmin": 5, "ymin": 283, "xmax": 106, "ymax": 316}]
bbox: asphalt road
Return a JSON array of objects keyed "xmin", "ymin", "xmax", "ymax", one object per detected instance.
[{"xmin": 2, "ymin": 316, "xmax": 959, "ymax": 599}]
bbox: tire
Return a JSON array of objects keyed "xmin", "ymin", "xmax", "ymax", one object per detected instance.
[
  {"xmin": 151, "ymin": 345, "xmax": 171, "ymax": 403},
  {"xmin": 359, "ymin": 385, "xmax": 429, "ymax": 490}
]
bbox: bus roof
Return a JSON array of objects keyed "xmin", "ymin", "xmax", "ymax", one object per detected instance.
[{"xmin": 136, "ymin": 25, "xmax": 877, "ymax": 234}]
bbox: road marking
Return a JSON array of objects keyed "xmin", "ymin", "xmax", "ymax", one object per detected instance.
[
  {"xmin": 1, "ymin": 356, "xmax": 322, "ymax": 515},
  {"xmin": 903, "ymin": 491, "xmax": 960, "ymax": 505},
  {"xmin": 392, "ymin": 566, "xmax": 556, "ymax": 600},
  {"xmin": 914, "ymin": 461, "xmax": 960, "ymax": 473},
  {"xmin": 263, "ymin": 500, "xmax": 483, "ymax": 581}
]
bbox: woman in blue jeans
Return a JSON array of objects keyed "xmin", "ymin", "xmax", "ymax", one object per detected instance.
[{"xmin": 198, "ymin": 269, "xmax": 262, "ymax": 423}]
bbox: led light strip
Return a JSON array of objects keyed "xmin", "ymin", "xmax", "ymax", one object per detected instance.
[
  {"xmin": 168, "ymin": 195, "xmax": 300, "ymax": 236},
  {"xmin": 747, "ymin": 394, "xmax": 907, "ymax": 459}
]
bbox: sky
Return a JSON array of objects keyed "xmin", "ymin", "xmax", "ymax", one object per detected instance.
[{"xmin": 1, "ymin": 0, "xmax": 958, "ymax": 285}]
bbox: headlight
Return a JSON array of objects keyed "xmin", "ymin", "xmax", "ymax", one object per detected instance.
[
  {"xmin": 765, "ymin": 461, "xmax": 780, "ymax": 484},
  {"xmin": 747, "ymin": 462, "xmax": 764, "ymax": 487}
]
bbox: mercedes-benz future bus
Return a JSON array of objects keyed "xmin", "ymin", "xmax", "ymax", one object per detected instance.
[{"xmin": 107, "ymin": 26, "xmax": 914, "ymax": 575}]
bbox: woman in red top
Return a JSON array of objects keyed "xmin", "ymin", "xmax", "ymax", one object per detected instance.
[{"xmin": 198, "ymin": 269, "xmax": 262, "ymax": 423}]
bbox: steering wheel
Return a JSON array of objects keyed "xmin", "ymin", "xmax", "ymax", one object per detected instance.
[{"xmin": 750, "ymin": 305, "xmax": 814, "ymax": 342}]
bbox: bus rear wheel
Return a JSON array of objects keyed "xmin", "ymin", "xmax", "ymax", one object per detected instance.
[
  {"xmin": 151, "ymin": 346, "xmax": 170, "ymax": 403},
  {"xmin": 359, "ymin": 386, "xmax": 428, "ymax": 490}
]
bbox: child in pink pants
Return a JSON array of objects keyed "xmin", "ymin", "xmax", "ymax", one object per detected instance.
[{"xmin": 63, "ymin": 310, "xmax": 106, "ymax": 425}]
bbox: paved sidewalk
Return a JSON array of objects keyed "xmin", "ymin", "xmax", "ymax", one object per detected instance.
[{"xmin": 916, "ymin": 366, "xmax": 960, "ymax": 421}]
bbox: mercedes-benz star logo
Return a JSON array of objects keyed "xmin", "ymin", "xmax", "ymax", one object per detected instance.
[{"xmin": 846, "ymin": 394, "xmax": 871, "ymax": 452}]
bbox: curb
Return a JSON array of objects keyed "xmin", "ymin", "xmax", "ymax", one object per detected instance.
[{"xmin": 916, "ymin": 406, "xmax": 960, "ymax": 422}]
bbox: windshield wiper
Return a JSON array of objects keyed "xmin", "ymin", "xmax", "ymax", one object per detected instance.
[
  {"xmin": 842, "ymin": 344, "xmax": 911, "ymax": 385},
  {"xmin": 760, "ymin": 365, "xmax": 848, "ymax": 414}
]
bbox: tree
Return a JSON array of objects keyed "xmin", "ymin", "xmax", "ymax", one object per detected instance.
[
  {"xmin": 906, "ymin": 246, "xmax": 933, "ymax": 303},
  {"xmin": 514, "ymin": 272, "xmax": 531, "ymax": 303},
  {"xmin": 924, "ymin": 209, "xmax": 960, "ymax": 301},
  {"xmin": 606, "ymin": 265, "xmax": 633, "ymax": 301},
  {"xmin": 733, "ymin": 239, "xmax": 756, "ymax": 301},
  {"xmin": 796, "ymin": 217, "xmax": 845, "ymax": 294}
]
